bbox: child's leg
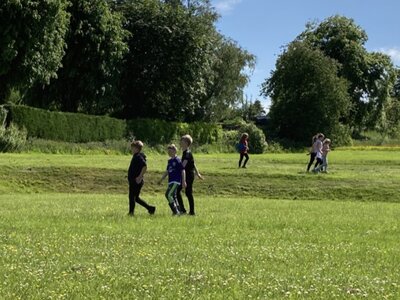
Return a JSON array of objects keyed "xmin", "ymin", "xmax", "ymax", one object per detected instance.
[
  {"xmin": 128, "ymin": 183, "xmax": 139, "ymax": 214},
  {"xmin": 243, "ymin": 153, "xmax": 249, "ymax": 167},
  {"xmin": 314, "ymin": 158, "xmax": 323, "ymax": 171},
  {"xmin": 133, "ymin": 182, "xmax": 151, "ymax": 209},
  {"xmin": 307, "ymin": 153, "xmax": 316, "ymax": 171},
  {"xmin": 239, "ymin": 153, "xmax": 244, "ymax": 167},
  {"xmin": 176, "ymin": 185, "xmax": 186, "ymax": 213},
  {"xmin": 165, "ymin": 183, "xmax": 180, "ymax": 214},
  {"xmin": 185, "ymin": 176, "xmax": 195, "ymax": 215}
]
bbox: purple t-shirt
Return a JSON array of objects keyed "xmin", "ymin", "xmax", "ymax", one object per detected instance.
[{"xmin": 167, "ymin": 156, "xmax": 184, "ymax": 184}]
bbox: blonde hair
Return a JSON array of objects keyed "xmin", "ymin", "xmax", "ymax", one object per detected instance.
[
  {"xmin": 181, "ymin": 134, "xmax": 193, "ymax": 146},
  {"xmin": 167, "ymin": 144, "xmax": 177, "ymax": 151},
  {"xmin": 131, "ymin": 140, "xmax": 144, "ymax": 151},
  {"xmin": 241, "ymin": 133, "xmax": 249, "ymax": 139},
  {"xmin": 323, "ymin": 138, "xmax": 331, "ymax": 144}
]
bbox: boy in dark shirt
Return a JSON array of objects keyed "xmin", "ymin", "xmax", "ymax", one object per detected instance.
[
  {"xmin": 177, "ymin": 134, "xmax": 203, "ymax": 215},
  {"xmin": 127, "ymin": 140, "xmax": 156, "ymax": 216},
  {"xmin": 158, "ymin": 144, "xmax": 186, "ymax": 215}
]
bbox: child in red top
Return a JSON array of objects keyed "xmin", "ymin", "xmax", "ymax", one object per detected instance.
[{"xmin": 238, "ymin": 133, "xmax": 249, "ymax": 168}]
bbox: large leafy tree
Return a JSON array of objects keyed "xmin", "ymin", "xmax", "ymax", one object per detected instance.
[
  {"xmin": 26, "ymin": 0, "xmax": 129, "ymax": 114},
  {"xmin": 296, "ymin": 15, "xmax": 397, "ymax": 133},
  {"xmin": 0, "ymin": 0, "xmax": 69, "ymax": 102},
  {"xmin": 196, "ymin": 36, "xmax": 255, "ymax": 121},
  {"xmin": 262, "ymin": 42, "xmax": 351, "ymax": 145},
  {"xmin": 116, "ymin": 0, "xmax": 218, "ymax": 121}
]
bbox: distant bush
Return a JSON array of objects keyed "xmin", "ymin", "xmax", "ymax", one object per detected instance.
[
  {"xmin": 0, "ymin": 123, "xmax": 27, "ymax": 153},
  {"xmin": 0, "ymin": 106, "xmax": 27, "ymax": 152},
  {"xmin": 126, "ymin": 119, "xmax": 222, "ymax": 145},
  {"xmin": 6, "ymin": 105, "xmax": 126, "ymax": 142}
]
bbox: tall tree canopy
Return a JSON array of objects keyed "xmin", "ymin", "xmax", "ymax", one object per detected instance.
[
  {"xmin": 114, "ymin": 0, "xmax": 254, "ymax": 122},
  {"xmin": 262, "ymin": 42, "xmax": 351, "ymax": 145},
  {"xmin": 116, "ymin": 0, "xmax": 218, "ymax": 121},
  {"xmin": 26, "ymin": 0, "xmax": 129, "ymax": 114},
  {"xmin": 296, "ymin": 15, "xmax": 397, "ymax": 132},
  {"xmin": 196, "ymin": 36, "xmax": 255, "ymax": 122},
  {"xmin": 0, "ymin": 0, "xmax": 69, "ymax": 102}
]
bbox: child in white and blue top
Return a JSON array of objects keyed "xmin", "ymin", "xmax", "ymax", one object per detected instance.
[{"xmin": 158, "ymin": 144, "xmax": 186, "ymax": 215}]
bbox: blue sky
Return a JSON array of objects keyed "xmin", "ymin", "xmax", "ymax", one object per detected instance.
[{"xmin": 210, "ymin": 0, "xmax": 400, "ymax": 110}]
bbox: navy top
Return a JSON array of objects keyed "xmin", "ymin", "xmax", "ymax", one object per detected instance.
[
  {"xmin": 167, "ymin": 156, "xmax": 184, "ymax": 184},
  {"xmin": 128, "ymin": 153, "xmax": 147, "ymax": 183}
]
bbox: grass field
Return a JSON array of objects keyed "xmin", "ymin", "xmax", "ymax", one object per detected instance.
[{"xmin": 1, "ymin": 150, "xmax": 400, "ymax": 299}]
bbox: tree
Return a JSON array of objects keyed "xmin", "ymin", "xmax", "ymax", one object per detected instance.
[
  {"xmin": 196, "ymin": 36, "xmax": 256, "ymax": 121},
  {"xmin": 116, "ymin": 0, "xmax": 219, "ymax": 121},
  {"xmin": 296, "ymin": 15, "xmax": 397, "ymax": 133},
  {"xmin": 261, "ymin": 42, "xmax": 351, "ymax": 145},
  {"xmin": 25, "ymin": 0, "xmax": 129, "ymax": 114},
  {"xmin": 0, "ymin": 0, "xmax": 69, "ymax": 102},
  {"xmin": 237, "ymin": 99, "xmax": 265, "ymax": 122}
]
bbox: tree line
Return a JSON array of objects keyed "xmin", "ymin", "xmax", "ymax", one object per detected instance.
[
  {"xmin": 0, "ymin": 0, "xmax": 255, "ymax": 122},
  {"xmin": 1, "ymin": 2, "xmax": 399, "ymax": 146},
  {"xmin": 262, "ymin": 15, "xmax": 400, "ymax": 145}
]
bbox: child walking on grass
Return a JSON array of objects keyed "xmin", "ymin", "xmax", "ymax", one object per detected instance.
[
  {"xmin": 127, "ymin": 140, "xmax": 156, "ymax": 216},
  {"xmin": 177, "ymin": 134, "xmax": 203, "ymax": 216},
  {"xmin": 238, "ymin": 133, "xmax": 250, "ymax": 168},
  {"xmin": 310, "ymin": 133, "xmax": 324, "ymax": 172},
  {"xmin": 316, "ymin": 138, "xmax": 331, "ymax": 173},
  {"xmin": 158, "ymin": 144, "xmax": 186, "ymax": 215}
]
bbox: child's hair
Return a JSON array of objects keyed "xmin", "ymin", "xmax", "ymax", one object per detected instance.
[
  {"xmin": 181, "ymin": 134, "xmax": 193, "ymax": 146},
  {"xmin": 241, "ymin": 133, "xmax": 249, "ymax": 140},
  {"xmin": 317, "ymin": 133, "xmax": 325, "ymax": 139},
  {"xmin": 323, "ymin": 138, "xmax": 331, "ymax": 144},
  {"xmin": 131, "ymin": 140, "xmax": 144, "ymax": 151},
  {"xmin": 167, "ymin": 144, "xmax": 177, "ymax": 151}
]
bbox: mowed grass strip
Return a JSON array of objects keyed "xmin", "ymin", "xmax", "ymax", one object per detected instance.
[
  {"xmin": 0, "ymin": 194, "xmax": 399, "ymax": 299},
  {"xmin": 1, "ymin": 151, "xmax": 400, "ymax": 201}
]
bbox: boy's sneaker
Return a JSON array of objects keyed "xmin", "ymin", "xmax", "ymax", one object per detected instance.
[
  {"xmin": 148, "ymin": 206, "xmax": 156, "ymax": 215},
  {"xmin": 188, "ymin": 212, "xmax": 196, "ymax": 216},
  {"xmin": 128, "ymin": 212, "xmax": 134, "ymax": 217}
]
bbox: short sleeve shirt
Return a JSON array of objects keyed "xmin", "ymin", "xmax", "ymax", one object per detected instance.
[
  {"xmin": 128, "ymin": 153, "xmax": 147, "ymax": 183},
  {"xmin": 167, "ymin": 156, "xmax": 184, "ymax": 184}
]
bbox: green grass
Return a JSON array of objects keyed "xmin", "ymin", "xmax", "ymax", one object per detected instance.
[{"xmin": 1, "ymin": 151, "xmax": 400, "ymax": 299}]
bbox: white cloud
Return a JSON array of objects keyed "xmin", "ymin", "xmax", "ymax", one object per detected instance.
[
  {"xmin": 377, "ymin": 47, "xmax": 400, "ymax": 65},
  {"xmin": 214, "ymin": 0, "xmax": 242, "ymax": 14}
]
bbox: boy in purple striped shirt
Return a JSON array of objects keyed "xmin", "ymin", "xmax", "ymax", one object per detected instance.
[{"xmin": 158, "ymin": 144, "xmax": 186, "ymax": 215}]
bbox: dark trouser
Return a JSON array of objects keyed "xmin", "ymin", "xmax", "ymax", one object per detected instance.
[
  {"xmin": 307, "ymin": 152, "xmax": 316, "ymax": 171},
  {"xmin": 129, "ymin": 182, "xmax": 151, "ymax": 214},
  {"xmin": 177, "ymin": 175, "xmax": 195, "ymax": 214},
  {"xmin": 314, "ymin": 157, "xmax": 323, "ymax": 170},
  {"xmin": 165, "ymin": 183, "xmax": 180, "ymax": 214},
  {"xmin": 239, "ymin": 153, "xmax": 249, "ymax": 167}
]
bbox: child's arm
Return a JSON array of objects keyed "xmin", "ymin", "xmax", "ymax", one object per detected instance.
[
  {"xmin": 194, "ymin": 164, "xmax": 204, "ymax": 180},
  {"xmin": 182, "ymin": 160, "xmax": 188, "ymax": 168},
  {"xmin": 181, "ymin": 170, "xmax": 187, "ymax": 189},
  {"xmin": 158, "ymin": 170, "xmax": 168, "ymax": 184},
  {"xmin": 136, "ymin": 166, "xmax": 147, "ymax": 184}
]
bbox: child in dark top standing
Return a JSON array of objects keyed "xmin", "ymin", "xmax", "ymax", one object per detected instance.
[
  {"xmin": 238, "ymin": 133, "xmax": 250, "ymax": 168},
  {"xmin": 177, "ymin": 134, "xmax": 203, "ymax": 216},
  {"xmin": 127, "ymin": 140, "xmax": 156, "ymax": 216},
  {"xmin": 158, "ymin": 144, "xmax": 186, "ymax": 215}
]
